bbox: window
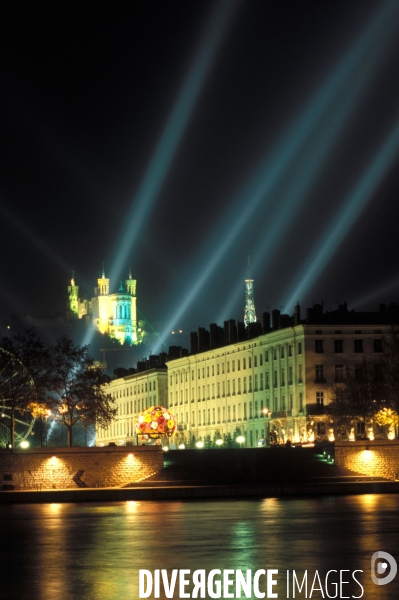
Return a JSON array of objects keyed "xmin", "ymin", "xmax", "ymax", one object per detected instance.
[
  {"xmin": 315, "ymin": 340, "xmax": 324, "ymax": 353},
  {"xmin": 260, "ymin": 373, "xmax": 263, "ymax": 390},
  {"xmin": 212, "ymin": 365, "xmax": 214, "ymax": 376},
  {"xmin": 316, "ymin": 391, "xmax": 324, "ymax": 409},
  {"xmin": 259, "ymin": 354, "xmax": 263, "ymax": 366},
  {"xmin": 282, "ymin": 395, "xmax": 285, "ymax": 411},
  {"xmin": 265, "ymin": 350, "xmax": 269, "ymax": 362},
  {"xmin": 227, "ymin": 362, "xmax": 230, "ymax": 373},
  {"xmin": 222, "ymin": 381, "xmax": 225, "ymax": 397},
  {"xmin": 198, "ymin": 410, "xmax": 201, "ymax": 426},
  {"xmin": 299, "ymin": 392, "xmax": 303, "ymax": 410},
  {"xmin": 232, "ymin": 360, "xmax": 235, "ymax": 372},
  {"xmin": 238, "ymin": 378, "xmax": 241, "ymax": 394},
  {"xmin": 354, "ymin": 339, "xmax": 364, "ymax": 353},
  {"xmin": 273, "ymin": 348, "xmax": 277, "ymax": 360},
  {"xmin": 288, "ymin": 345, "xmax": 292, "ymax": 357},
  {"xmin": 317, "ymin": 422, "xmax": 326, "ymax": 436},
  {"xmin": 249, "ymin": 375, "xmax": 252, "ymax": 392},
  {"xmin": 237, "ymin": 359, "xmax": 241, "ymax": 371},
  {"xmin": 265, "ymin": 372, "xmax": 270, "ymax": 389},
  {"xmin": 207, "ymin": 366, "xmax": 209, "ymax": 377},
  {"xmin": 243, "ymin": 377, "xmax": 247, "ymax": 393},
  {"xmin": 217, "ymin": 382, "xmax": 220, "ymax": 397},
  {"xmin": 248, "ymin": 357, "xmax": 252, "ymax": 369},
  {"xmin": 243, "ymin": 358, "xmax": 246, "ymax": 369},
  {"xmin": 315, "ymin": 364, "xmax": 325, "ymax": 382},
  {"xmin": 254, "ymin": 401, "xmax": 258, "ymax": 418},
  {"xmin": 298, "ymin": 342, "xmax": 302, "ymax": 355},
  {"xmin": 334, "ymin": 339, "xmax": 343, "ymax": 353},
  {"xmin": 197, "ymin": 369, "xmax": 200, "ymax": 379},
  {"xmin": 281, "ymin": 347, "xmax": 285, "ymax": 359},
  {"xmin": 274, "ymin": 370, "xmax": 278, "ymax": 388},
  {"xmin": 335, "ymin": 364, "xmax": 344, "ymax": 382},
  {"xmin": 217, "ymin": 364, "xmax": 220, "ymax": 376},
  {"xmin": 254, "ymin": 356, "xmax": 257, "ymax": 368},
  {"xmin": 281, "ymin": 368, "xmax": 285, "ymax": 385},
  {"xmin": 244, "ymin": 403, "xmax": 247, "ymax": 419},
  {"xmin": 227, "ymin": 406, "xmax": 231, "ymax": 422},
  {"xmin": 288, "ymin": 366, "xmax": 293, "ymax": 385},
  {"xmin": 373, "ymin": 339, "xmax": 382, "ymax": 353},
  {"xmin": 217, "ymin": 407, "xmax": 221, "ymax": 423},
  {"xmin": 254, "ymin": 374, "xmax": 258, "ymax": 391},
  {"xmin": 222, "ymin": 363, "xmax": 225, "ymax": 374}
]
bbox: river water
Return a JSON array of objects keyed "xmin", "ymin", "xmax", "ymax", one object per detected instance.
[{"xmin": 0, "ymin": 495, "xmax": 398, "ymax": 600}]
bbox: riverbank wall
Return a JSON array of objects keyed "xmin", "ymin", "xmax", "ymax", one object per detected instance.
[
  {"xmin": 335, "ymin": 440, "xmax": 399, "ymax": 479},
  {"xmin": 0, "ymin": 446, "xmax": 163, "ymax": 490}
]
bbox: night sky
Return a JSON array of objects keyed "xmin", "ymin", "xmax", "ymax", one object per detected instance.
[{"xmin": 1, "ymin": 0, "xmax": 399, "ymax": 348}]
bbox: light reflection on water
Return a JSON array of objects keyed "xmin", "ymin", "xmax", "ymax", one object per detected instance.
[{"xmin": 0, "ymin": 495, "xmax": 398, "ymax": 600}]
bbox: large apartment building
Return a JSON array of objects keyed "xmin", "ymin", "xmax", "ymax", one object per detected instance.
[
  {"xmin": 96, "ymin": 303, "xmax": 398, "ymax": 447},
  {"xmin": 96, "ymin": 365, "xmax": 168, "ymax": 446},
  {"xmin": 166, "ymin": 304, "xmax": 397, "ymax": 447}
]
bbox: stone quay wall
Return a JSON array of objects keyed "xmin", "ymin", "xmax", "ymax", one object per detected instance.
[
  {"xmin": 335, "ymin": 440, "xmax": 399, "ymax": 480},
  {"xmin": 0, "ymin": 446, "xmax": 163, "ymax": 490}
]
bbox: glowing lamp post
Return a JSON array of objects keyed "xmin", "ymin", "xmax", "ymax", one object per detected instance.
[
  {"xmin": 196, "ymin": 441, "xmax": 204, "ymax": 449},
  {"xmin": 236, "ymin": 435, "xmax": 245, "ymax": 448},
  {"xmin": 262, "ymin": 408, "xmax": 272, "ymax": 446},
  {"xmin": 215, "ymin": 438, "xmax": 223, "ymax": 448}
]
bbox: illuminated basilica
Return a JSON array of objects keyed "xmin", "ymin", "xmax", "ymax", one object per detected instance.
[{"xmin": 68, "ymin": 270, "xmax": 143, "ymax": 345}]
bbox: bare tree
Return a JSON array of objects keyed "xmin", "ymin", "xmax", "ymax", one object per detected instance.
[
  {"xmin": 382, "ymin": 325, "xmax": 399, "ymax": 414},
  {"xmin": 327, "ymin": 359, "xmax": 384, "ymax": 436},
  {"xmin": 49, "ymin": 336, "xmax": 117, "ymax": 447}
]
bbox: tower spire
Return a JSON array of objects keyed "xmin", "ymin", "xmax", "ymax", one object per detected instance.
[{"xmin": 244, "ymin": 255, "xmax": 256, "ymax": 327}]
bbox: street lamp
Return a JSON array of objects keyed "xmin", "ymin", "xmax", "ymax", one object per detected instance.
[
  {"xmin": 196, "ymin": 440, "xmax": 204, "ymax": 449},
  {"xmin": 215, "ymin": 438, "xmax": 223, "ymax": 448},
  {"xmin": 262, "ymin": 408, "xmax": 272, "ymax": 447},
  {"xmin": 236, "ymin": 435, "xmax": 245, "ymax": 448}
]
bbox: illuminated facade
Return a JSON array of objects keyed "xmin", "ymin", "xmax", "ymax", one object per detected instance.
[
  {"xmin": 166, "ymin": 317, "xmax": 393, "ymax": 447},
  {"xmin": 96, "ymin": 368, "xmax": 168, "ymax": 446},
  {"xmin": 68, "ymin": 270, "xmax": 143, "ymax": 345}
]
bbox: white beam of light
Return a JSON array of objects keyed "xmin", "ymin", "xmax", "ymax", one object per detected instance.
[
  {"xmin": 284, "ymin": 118, "xmax": 399, "ymax": 313},
  {"xmin": 109, "ymin": 0, "xmax": 240, "ymax": 285},
  {"xmin": 350, "ymin": 275, "xmax": 399, "ymax": 310},
  {"xmin": 217, "ymin": 12, "xmax": 398, "ymax": 323},
  {"xmin": 165, "ymin": 0, "xmax": 399, "ymax": 329}
]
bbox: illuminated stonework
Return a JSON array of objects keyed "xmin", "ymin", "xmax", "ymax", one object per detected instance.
[{"xmin": 68, "ymin": 271, "xmax": 143, "ymax": 345}]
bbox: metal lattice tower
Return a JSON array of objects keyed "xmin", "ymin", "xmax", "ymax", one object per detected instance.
[{"xmin": 244, "ymin": 256, "xmax": 257, "ymax": 327}]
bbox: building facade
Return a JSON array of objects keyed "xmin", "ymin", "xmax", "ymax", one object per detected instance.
[
  {"xmin": 166, "ymin": 317, "xmax": 392, "ymax": 447},
  {"xmin": 96, "ymin": 368, "xmax": 168, "ymax": 446}
]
